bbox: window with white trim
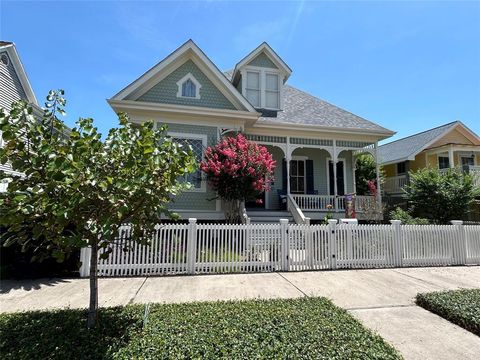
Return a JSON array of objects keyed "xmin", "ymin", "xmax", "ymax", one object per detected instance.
[
  {"xmin": 438, "ymin": 156, "xmax": 450, "ymax": 170},
  {"xmin": 176, "ymin": 73, "xmax": 201, "ymax": 99},
  {"xmin": 245, "ymin": 71, "xmax": 260, "ymax": 107},
  {"xmin": 170, "ymin": 134, "xmax": 206, "ymax": 191},
  {"xmin": 265, "ymin": 73, "xmax": 279, "ymax": 109}
]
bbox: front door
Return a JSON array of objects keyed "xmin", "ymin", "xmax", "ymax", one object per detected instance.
[
  {"xmin": 329, "ymin": 160, "xmax": 345, "ymax": 196},
  {"xmin": 461, "ymin": 156, "xmax": 474, "ymax": 170},
  {"xmin": 290, "ymin": 159, "xmax": 305, "ymax": 194}
]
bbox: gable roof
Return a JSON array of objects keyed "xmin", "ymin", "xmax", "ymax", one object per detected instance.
[
  {"xmin": 232, "ymin": 42, "xmax": 292, "ymax": 84},
  {"xmin": 378, "ymin": 121, "xmax": 479, "ymax": 164},
  {"xmin": 109, "ymin": 39, "xmax": 256, "ymax": 113},
  {"xmin": 0, "ymin": 41, "xmax": 38, "ymax": 106}
]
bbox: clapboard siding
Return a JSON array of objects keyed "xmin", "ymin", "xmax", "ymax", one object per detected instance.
[{"xmin": 0, "ymin": 51, "xmax": 28, "ymax": 112}]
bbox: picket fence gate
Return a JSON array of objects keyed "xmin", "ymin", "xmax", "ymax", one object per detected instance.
[{"xmin": 79, "ymin": 219, "xmax": 480, "ymax": 277}]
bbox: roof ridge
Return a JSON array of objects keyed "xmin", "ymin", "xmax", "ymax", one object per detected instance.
[{"xmin": 379, "ymin": 121, "xmax": 459, "ymax": 148}]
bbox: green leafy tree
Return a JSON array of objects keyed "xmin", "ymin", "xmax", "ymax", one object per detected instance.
[
  {"xmin": 355, "ymin": 153, "xmax": 384, "ymax": 195},
  {"xmin": 389, "ymin": 207, "xmax": 429, "ymax": 225},
  {"xmin": 0, "ymin": 91, "xmax": 196, "ymax": 327},
  {"xmin": 405, "ymin": 168, "xmax": 479, "ymax": 224}
]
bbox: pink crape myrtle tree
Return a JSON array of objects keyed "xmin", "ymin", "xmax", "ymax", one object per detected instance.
[{"xmin": 200, "ymin": 134, "xmax": 276, "ymax": 223}]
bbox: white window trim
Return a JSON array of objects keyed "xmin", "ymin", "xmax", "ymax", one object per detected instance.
[
  {"xmin": 241, "ymin": 66, "xmax": 283, "ymax": 110},
  {"xmin": 326, "ymin": 157, "xmax": 348, "ymax": 196},
  {"xmin": 396, "ymin": 162, "xmax": 406, "ymax": 175},
  {"xmin": 168, "ymin": 131, "xmax": 207, "ymax": 193},
  {"xmin": 458, "ymin": 152, "xmax": 477, "ymax": 167},
  {"xmin": 176, "ymin": 73, "xmax": 202, "ymax": 99},
  {"xmin": 290, "ymin": 158, "xmax": 306, "ymax": 194},
  {"xmin": 437, "ymin": 153, "xmax": 450, "ymax": 170}
]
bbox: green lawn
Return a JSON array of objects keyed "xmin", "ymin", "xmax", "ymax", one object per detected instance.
[
  {"xmin": 0, "ymin": 297, "xmax": 401, "ymax": 360},
  {"xmin": 416, "ymin": 288, "xmax": 480, "ymax": 336}
]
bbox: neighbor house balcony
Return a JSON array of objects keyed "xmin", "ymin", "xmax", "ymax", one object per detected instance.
[{"xmin": 383, "ymin": 175, "xmax": 408, "ymax": 194}]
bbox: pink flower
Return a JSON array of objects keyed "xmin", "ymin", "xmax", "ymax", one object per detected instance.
[{"xmin": 255, "ymin": 199, "xmax": 263, "ymax": 204}]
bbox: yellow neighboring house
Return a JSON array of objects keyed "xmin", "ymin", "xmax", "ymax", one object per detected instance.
[{"xmin": 378, "ymin": 121, "xmax": 480, "ymax": 196}]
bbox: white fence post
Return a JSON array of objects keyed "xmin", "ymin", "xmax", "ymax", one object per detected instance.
[
  {"xmin": 390, "ymin": 220, "xmax": 403, "ymax": 267},
  {"xmin": 328, "ymin": 219, "xmax": 338, "ymax": 270},
  {"xmin": 280, "ymin": 219, "xmax": 289, "ymax": 271},
  {"xmin": 79, "ymin": 246, "xmax": 91, "ymax": 277},
  {"xmin": 451, "ymin": 220, "xmax": 466, "ymax": 265},
  {"xmin": 187, "ymin": 218, "xmax": 198, "ymax": 274}
]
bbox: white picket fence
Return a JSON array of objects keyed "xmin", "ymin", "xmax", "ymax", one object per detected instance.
[{"xmin": 79, "ymin": 219, "xmax": 480, "ymax": 277}]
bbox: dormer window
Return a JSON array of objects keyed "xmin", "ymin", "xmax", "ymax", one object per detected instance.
[
  {"xmin": 176, "ymin": 73, "xmax": 201, "ymax": 99},
  {"xmin": 242, "ymin": 68, "xmax": 282, "ymax": 110},
  {"xmin": 246, "ymin": 71, "xmax": 260, "ymax": 107},
  {"xmin": 265, "ymin": 73, "xmax": 279, "ymax": 109}
]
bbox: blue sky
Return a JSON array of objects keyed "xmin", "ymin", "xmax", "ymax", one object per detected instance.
[{"xmin": 2, "ymin": 0, "xmax": 479, "ymax": 143}]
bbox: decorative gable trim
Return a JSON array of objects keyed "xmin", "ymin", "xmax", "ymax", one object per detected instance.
[
  {"xmin": 0, "ymin": 42, "xmax": 38, "ymax": 106},
  {"xmin": 176, "ymin": 73, "xmax": 202, "ymax": 99},
  {"xmin": 232, "ymin": 42, "xmax": 292, "ymax": 84},
  {"xmin": 110, "ymin": 39, "xmax": 257, "ymax": 113}
]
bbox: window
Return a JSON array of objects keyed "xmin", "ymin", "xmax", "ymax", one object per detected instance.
[
  {"xmin": 265, "ymin": 73, "xmax": 279, "ymax": 109},
  {"xmin": 461, "ymin": 156, "xmax": 474, "ymax": 169},
  {"xmin": 246, "ymin": 71, "xmax": 260, "ymax": 107},
  {"xmin": 290, "ymin": 159, "xmax": 305, "ymax": 194},
  {"xmin": 176, "ymin": 73, "xmax": 201, "ymax": 99},
  {"xmin": 396, "ymin": 162, "xmax": 406, "ymax": 175},
  {"xmin": 181, "ymin": 79, "xmax": 196, "ymax": 98},
  {"xmin": 438, "ymin": 156, "xmax": 450, "ymax": 170},
  {"xmin": 170, "ymin": 134, "xmax": 206, "ymax": 191}
]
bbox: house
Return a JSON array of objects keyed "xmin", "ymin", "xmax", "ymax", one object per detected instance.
[
  {"xmin": 379, "ymin": 121, "xmax": 480, "ymax": 196},
  {"xmin": 108, "ymin": 40, "xmax": 394, "ymax": 222},
  {"xmin": 0, "ymin": 41, "xmax": 41, "ymax": 192}
]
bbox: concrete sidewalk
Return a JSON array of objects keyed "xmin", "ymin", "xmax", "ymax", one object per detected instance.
[{"xmin": 1, "ymin": 266, "xmax": 479, "ymax": 359}]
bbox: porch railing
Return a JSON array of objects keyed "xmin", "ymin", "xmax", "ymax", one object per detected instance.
[
  {"xmin": 287, "ymin": 194, "xmax": 310, "ymax": 224},
  {"xmin": 291, "ymin": 194, "xmax": 375, "ymax": 213},
  {"xmin": 384, "ymin": 175, "xmax": 408, "ymax": 194}
]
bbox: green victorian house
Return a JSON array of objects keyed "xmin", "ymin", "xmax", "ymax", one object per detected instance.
[{"xmin": 108, "ymin": 40, "xmax": 394, "ymax": 223}]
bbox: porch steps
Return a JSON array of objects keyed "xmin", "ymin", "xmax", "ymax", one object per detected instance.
[{"xmin": 247, "ymin": 210, "xmax": 294, "ymax": 224}]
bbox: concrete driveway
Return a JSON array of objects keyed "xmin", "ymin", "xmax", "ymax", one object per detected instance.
[{"xmin": 1, "ymin": 266, "xmax": 479, "ymax": 360}]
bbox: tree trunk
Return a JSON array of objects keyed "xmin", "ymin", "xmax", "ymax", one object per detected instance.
[{"xmin": 87, "ymin": 241, "xmax": 98, "ymax": 328}]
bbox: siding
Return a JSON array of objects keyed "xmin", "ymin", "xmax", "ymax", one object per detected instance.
[
  {"xmin": 162, "ymin": 122, "xmax": 218, "ymax": 211},
  {"xmin": 136, "ymin": 60, "xmax": 236, "ymax": 110},
  {"xmin": 247, "ymin": 53, "xmax": 278, "ymax": 69},
  {"xmin": 0, "ymin": 50, "xmax": 28, "ymax": 183},
  {"xmin": 0, "ymin": 51, "xmax": 28, "ymax": 112},
  {"xmin": 430, "ymin": 128, "xmax": 474, "ymax": 148}
]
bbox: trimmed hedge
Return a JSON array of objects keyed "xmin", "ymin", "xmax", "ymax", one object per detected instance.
[
  {"xmin": 0, "ymin": 297, "xmax": 401, "ymax": 360},
  {"xmin": 416, "ymin": 288, "xmax": 480, "ymax": 336}
]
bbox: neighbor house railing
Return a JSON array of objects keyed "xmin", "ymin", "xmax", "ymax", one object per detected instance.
[
  {"xmin": 79, "ymin": 219, "xmax": 480, "ymax": 277},
  {"xmin": 384, "ymin": 175, "xmax": 408, "ymax": 194}
]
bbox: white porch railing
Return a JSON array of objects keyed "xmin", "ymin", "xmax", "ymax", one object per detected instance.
[
  {"xmin": 287, "ymin": 194, "xmax": 310, "ymax": 224},
  {"xmin": 291, "ymin": 194, "xmax": 375, "ymax": 213},
  {"xmin": 384, "ymin": 175, "xmax": 408, "ymax": 194}
]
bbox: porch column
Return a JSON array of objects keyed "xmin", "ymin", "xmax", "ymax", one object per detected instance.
[
  {"xmin": 286, "ymin": 136, "xmax": 291, "ymax": 195},
  {"xmin": 374, "ymin": 142, "xmax": 382, "ymax": 210},
  {"xmin": 448, "ymin": 147, "xmax": 455, "ymax": 168},
  {"xmin": 333, "ymin": 140, "xmax": 338, "ymax": 211},
  {"xmin": 352, "ymin": 151, "xmax": 357, "ymax": 194}
]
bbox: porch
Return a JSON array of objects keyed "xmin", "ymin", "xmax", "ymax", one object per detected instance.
[{"xmin": 244, "ymin": 134, "xmax": 382, "ymax": 223}]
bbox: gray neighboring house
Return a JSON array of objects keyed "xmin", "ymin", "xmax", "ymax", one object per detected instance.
[{"xmin": 0, "ymin": 41, "xmax": 41, "ymax": 192}]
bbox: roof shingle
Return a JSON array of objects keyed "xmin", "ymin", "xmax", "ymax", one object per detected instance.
[{"xmin": 378, "ymin": 121, "xmax": 459, "ymax": 164}]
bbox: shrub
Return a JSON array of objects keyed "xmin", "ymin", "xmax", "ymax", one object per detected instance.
[
  {"xmin": 405, "ymin": 168, "xmax": 479, "ymax": 224},
  {"xmin": 389, "ymin": 207, "xmax": 429, "ymax": 225},
  {"xmin": 0, "ymin": 298, "xmax": 401, "ymax": 360},
  {"xmin": 416, "ymin": 289, "xmax": 480, "ymax": 336}
]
